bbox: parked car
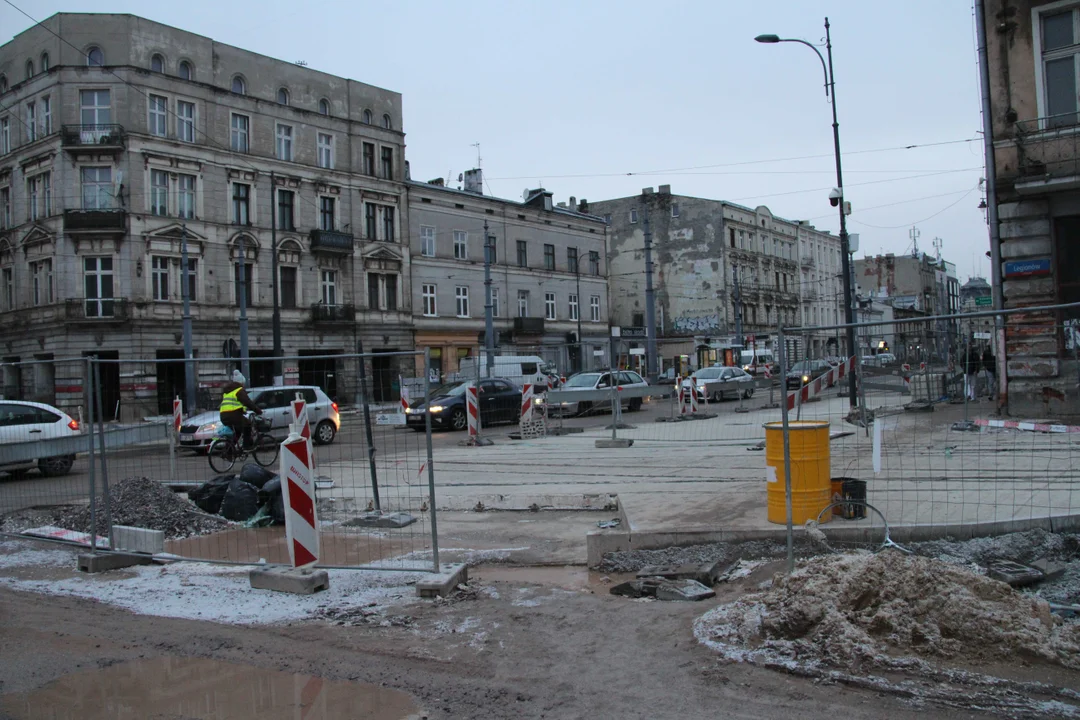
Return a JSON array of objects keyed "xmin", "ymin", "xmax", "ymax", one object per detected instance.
[
  {"xmin": 739, "ymin": 349, "xmax": 776, "ymax": 376},
  {"xmin": 458, "ymin": 355, "xmax": 550, "ymax": 390},
  {"xmin": 405, "ymin": 378, "xmax": 522, "ymax": 431},
  {"xmin": 876, "ymin": 352, "xmax": 897, "ymax": 365},
  {"xmin": 552, "ymin": 371, "xmax": 648, "ymax": 416},
  {"xmin": 0, "ymin": 400, "xmax": 81, "ymax": 477},
  {"xmin": 681, "ymin": 366, "xmax": 755, "ymax": 402},
  {"xmin": 785, "ymin": 359, "xmax": 835, "ymax": 389},
  {"xmin": 178, "ymin": 385, "xmax": 340, "ymax": 450}
]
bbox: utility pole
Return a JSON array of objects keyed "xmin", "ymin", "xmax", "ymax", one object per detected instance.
[
  {"xmin": 237, "ymin": 239, "xmax": 250, "ymax": 382},
  {"xmin": 270, "ymin": 172, "xmax": 282, "ymax": 385},
  {"xmin": 575, "ymin": 254, "xmax": 583, "ymax": 373},
  {"xmin": 733, "ymin": 264, "xmax": 744, "ymax": 350},
  {"xmin": 180, "ymin": 224, "xmax": 195, "ymax": 411},
  {"xmin": 483, "ymin": 218, "xmax": 494, "ymax": 377},
  {"xmin": 642, "ymin": 192, "xmax": 658, "ymax": 382}
]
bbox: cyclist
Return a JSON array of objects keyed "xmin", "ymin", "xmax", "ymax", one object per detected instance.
[{"xmin": 219, "ymin": 369, "xmax": 262, "ymax": 449}]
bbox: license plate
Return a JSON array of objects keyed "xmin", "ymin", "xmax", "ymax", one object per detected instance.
[{"xmin": 180, "ymin": 434, "xmax": 194, "ymax": 442}]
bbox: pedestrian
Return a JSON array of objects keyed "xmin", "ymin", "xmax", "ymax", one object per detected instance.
[
  {"xmin": 982, "ymin": 345, "xmax": 996, "ymax": 400},
  {"xmin": 964, "ymin": 344, "xmax": 979, "ymax": 401}
]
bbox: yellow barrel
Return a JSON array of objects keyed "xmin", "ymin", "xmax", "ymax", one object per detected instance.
[{"xmin": 763, "ymin": 420, "xmax": 832, "ymax": 525}]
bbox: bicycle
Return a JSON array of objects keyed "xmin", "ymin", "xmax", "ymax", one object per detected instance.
[{"xmin": 207, "ymin": 412, "xmax": 279, "ymax": 473}]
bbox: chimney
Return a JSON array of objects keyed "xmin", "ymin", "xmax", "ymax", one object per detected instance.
[
  {"xmin": 578, "ymin": 198, "xmax": 589, "ymax": 214},
  {"xmin": 658, "ymin": 184, "xmax": 671, "ymax": 195},
  {"xmin": 463, "ymin": 168, "xmax": 483, "ymax": 195},
  {"xmin": 642, "ymin": 187, "xmax": 654, "ymax": 195},
  {"xmin": 569, "ymin": 196, "xmax": 576, "ymax": 211}
]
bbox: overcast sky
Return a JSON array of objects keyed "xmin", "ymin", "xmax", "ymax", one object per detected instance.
[{"xmin": 5, "ymin": 0, "xmax": 990, "ymax": 282}]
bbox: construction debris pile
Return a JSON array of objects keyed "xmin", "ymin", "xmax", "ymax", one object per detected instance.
[
  {"xmin": 62, "ymin": 476, "xmax": 229, "ymax": 540},
  {"xmin": 187, "ymin": 464, "xmax": 285, "ymax": 527}
]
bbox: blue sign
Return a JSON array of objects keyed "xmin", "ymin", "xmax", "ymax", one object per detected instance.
[{"xmin": 1003, "ymin": 258, "xmax": 1051, "ymax": 278}]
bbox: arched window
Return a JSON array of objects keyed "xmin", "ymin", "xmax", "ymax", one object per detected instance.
[
  {"xmin": 362, "ymin": 109, "xmax": 372, "ymax": 124},
  {"xmin": 231, "ymin": 75, "xmax": 246, "ymax": 94},
  {"xmin": 86, "ymin": 46, "xmax": 104, "ymax": 67},
  {"xmin": 0, "ymin": 75, "xmax": 7, "ymax": 93},
  {"xmin": 151, "ymin": 54, "xmax": 164, "ymax": 73},
  {"xmin": 382, "ymin": 113, "xmax": 392, "ymax": 129},
  {"xmin": 178, "ymin": 60, "xmax": 192, "ymax": 80},
  {"xmin": 25, "ymin": 60, "xmax": 33, "ymax": 80},
  {"xmin": 40, "ymin": 52, "xmax": 49, "ymax": 72},
  {"xmin": 277, "ymin": 87, "xmax": 289, "ymax": 105},
  {"xmin": 318, "ymin": 98, "xmax": 330, "ymax": 116}
]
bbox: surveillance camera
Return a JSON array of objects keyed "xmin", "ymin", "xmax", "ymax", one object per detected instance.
[{"xmin": 828, "ymin": 188, "xmax": 843, "ymax": 207}]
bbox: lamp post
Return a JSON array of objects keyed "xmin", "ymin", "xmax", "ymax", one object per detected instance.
[{"xmin": 756, "ymin": 17, "xmax": 858, "ymax": 408}]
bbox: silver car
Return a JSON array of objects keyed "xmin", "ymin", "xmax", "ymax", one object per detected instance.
[
  {"xmin": 680, "ymin": 366, "xmax": 755, "ymax": 402},
  {"xmin": 552, "ymin": 371, "xmax": 648, "ymax": 415},
  {"xmin": 178, "ymin": 385, "xmax": 341, "ymax": 450}
]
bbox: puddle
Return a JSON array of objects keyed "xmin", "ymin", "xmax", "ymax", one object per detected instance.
[
  {"xmin": 0, "ymin": 656, "xmax": 422, "ymax": 719},
  {"xmin": 475, "ymin": 565, "xmax": 633, "ymax": 591}
]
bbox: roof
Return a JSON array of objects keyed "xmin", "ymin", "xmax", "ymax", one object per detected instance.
[{"xmin": 407, "ymin": 181, "xmax": 606, "ymax": 224}]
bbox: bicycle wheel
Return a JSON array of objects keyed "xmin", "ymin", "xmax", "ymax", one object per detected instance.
[
  {"xmin": 252, "ymin": 433, "xmax": 280, "ymax": 468},
  {"xmin": 207, "ymin": 438, "xmax": 236, "ymax": 474}
]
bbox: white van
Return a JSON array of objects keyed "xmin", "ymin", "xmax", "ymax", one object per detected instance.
[
  {"xmin": 457, "ymin": 355, "xmax": 548, "ymax": 390},
  {"xmin": 739, "ymin": 349, "xmax": 775, "ymax": 375}
]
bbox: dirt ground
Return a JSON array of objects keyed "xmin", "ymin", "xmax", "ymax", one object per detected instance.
[{"xmin": 0, "ymin": 550, "xmax": 1012, "ymax": 720}]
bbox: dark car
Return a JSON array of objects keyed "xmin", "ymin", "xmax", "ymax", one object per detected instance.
[
  {"xmin": 785, "ymin": 359, "xmax": 834, "ymax": 389},
  {"xmin": 405, "ymin": 379, "xmax": 522, "ymax": 431}
]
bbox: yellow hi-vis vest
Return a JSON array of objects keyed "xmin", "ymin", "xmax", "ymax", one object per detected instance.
[{"xmin": 220, "ymin": 387, "xmax": 244, "ymax": 413}]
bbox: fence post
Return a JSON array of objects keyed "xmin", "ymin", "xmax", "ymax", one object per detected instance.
[
  {"xmin": 778, "ymin": 326, "xmax": 795, "ymax": 574},
  {"xmin": 356, "ymin": 343, "xmax": 380, "ymax": 513},
  {"xmin": 610, "ymin": 383, "xmax": 618, "ymax": 441},
  {"xmin": 92, "ymin": 359, "xmax": 114, "ymax": 549},
  {"xmin": 169, "ymin": 395, "xmax": 181, "ymax": 484},
  {"xmin": 85, "ymin": 357, "xmax": 98, "ymax": 552},
  {"xmin": 423, "ymin": 348, "xmax": 440, "ymax": 572}
]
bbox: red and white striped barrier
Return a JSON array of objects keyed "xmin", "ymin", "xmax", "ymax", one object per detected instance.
[
  {"xmin": 279, "ymin": 432, "xmax": 319, "ymax": 568},
  {"xmin": 688, "ymin": 375, "xmax": 699, "ymax": 414},
  {"xmin": 466, "ymin": 382, "xmax": 480, "ymax": 439},
  {"xmin": 399, "ymin": 375, "xmax": 410, "ymax": 414},
  {"xmin": 520, "ymin": 383, "xmax": 535, "ymax": 423},
  {"xmin": 172, "ymin": 396, "xmax": 182, "ymax": 433},
  {"xmin": 786, "ymin": 356, "xmax": 856, "ymax": 411},
  {"xmin": 291, "ymin": 393, "xmax": 311, "ymax": 442},
  {"xmin": 974, "ymin": 418, "xmax": 1080, "ymax": 434}
]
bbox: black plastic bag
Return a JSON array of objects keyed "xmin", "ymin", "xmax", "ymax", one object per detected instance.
[
  {"xmin": 188, "ymin": 475, "xmax": 234, "ymax": 515},
  {"xmin": 269, "ymin": 493, "xmax": 286, "ymax": 525},
  {"xmin": 239, "ymin": 463, "xmax": 275, "ymax": 489},
  {"xmin": 219, "ymin": 479, "xmax": 260, "ymax": 521},
  {"xmin": 257, "ymin": 476, "xmax": 281, "ymax": 505}
]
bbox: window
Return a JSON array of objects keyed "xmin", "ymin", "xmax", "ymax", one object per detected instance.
[
  {"xmin": 2, "ymin": 267, "xmax": 12, "ymax": 310},
  {"xmin": 319, "ymin": 99, "xmax": 330, "ymax": 116},
  {"xmin": 178, "ymin": 60, "xmax": 192, "ymax": 80},
  {"xmin": 365, "ymin": 203, "xmax": 376, "ymax": 239},
  {"xmin": 279, "ymin": 266, "xmax": 297, "ymax": 309},
  {"xmin": 671, "ymin": 202, "xmax": 680, "ymax": 218},
  {"xmin": 567, "ymin": 247, "xmax": 579, "ymax": 274},
  {"xmin": 177, "ymin": 100, "xmax": 195, "ymax": 142},
  {"xmin": 420, "ymin": 225, "xmax": 435, "ymax": 257},
  {"xmin": 27, "ymin": 172, "xmax": 50, "ymax": 220},
  {"xmin": 368, "ymin": 273, "xmax": 381, "ymax": 310},
  {"xmin": 231, "ymin": 75, "xmax": 246, "ymax": 94},
  {"xmin": 589, "ymin": 250, "xmax": 600, "ymax": 276},
  {"xmin": 320, "ymin": 196, "xmax": 335, "ymax": 231},
  {"xmin": 26, "ymin": 102, "xmax": 36, "ymax": 142},
  {"xmin": 543, "ymin": 244, "xmax": 555, "ymax": 271},
  {"xmin": 422, "ymin": 284, "xmax": 437, "ymax": 316},
  {"xmin": 0, "ymin": 188, "xmax": 9, "ymax": 228},
  {"xmin": 234, "ymin": 262, "xmax": 254, "ymax": 307},
  {"xmin": 277, "ymin": 88, "xmax": 289, "ymax": 105},
  {"xmin": 320, "ymin": 270, "xmax": 337, "ymax": 305},
  {"xmin": 148, "ymin": 53, "xmax": 163, "ymax": 73},
  {"xmin": 518, "ymin": 290, "xmax": 529, "ymax": 318},
  {"xmin": 151, "ymin": 256, "xmax": 170, "ymax": 301},
  {"xmin": 544, "ymin": 292, "xmax": 556, "ymax": 320},
  {"xmin": 381, "ymin": 147, "xmax": 393, "ymax": 179},
  {"xmin": 0, "ymin": 118, "xmax": 7, "ymax": 154},
  {"xmin": 276, "ymin": 124, "xmax": 293, "ymax": 161},
  {"xmin": 569, "ymin": 294, "xmax": 579, "ymax": 321},
  {"xmin": 362, "ymin": 109, "xmax": 373, "ymax": 124},
  {"xmin": 81, "ymin": 167, "xmax": 112, "ymax": 209},
  {"xmin": 484, "ymin": 235, "xmax": 497, "ymax": 264},
  {"xmin": 80, "ymin": 89, "xmax": 111, "ymax": 126},
  {"xmin": 383, "ymin": 206, "xmax": 395, "ymax": 241},
  {"xmin": 454, "ymin": 231, "xmax": 468, "ymax": 260},
  {"xmin": 383, "ymin": 113, "xmax": 392, "ymax": 129},
  {"xmin": 84, "ymin": 257, "xmax": 114, "ymax": 317},
  {"xmin": 455, "ymin": 286, "xmax": 470, "ymax": 317},
  {"xmin": 230, "ymin": 114, "xmax": 249, "ymax": 152},
  {"xmin": 590, "ymin": 295, "xmax": 601, "ymax": 322},
  {"xmin": 517, "ymin": 240, "xmax": 528, "ymax": 268},
  {"xmin": 490, "ymin": 287, "xmax": 499, "ymax": 317},
  {"xmin": 630, "ymin": 208, "xmax": 638, "ymax": 224},
  {"xmin": 232, "ymin": 183, "xmax": 250, "ymax": 225},
  {"xmin": 0, "ymin": 76, "xmax": 6, "ymax": 94},
  {"xmin": 362, "ymin": 142, "xmax": 375, "ymax": 175},
  {"xmin": 317, "ymin": 132, "xmax": 333, "ymax": 169},
  {"xmin": 31, "ymin": 259, "xmax": 52, "ymax": 306},
  {"xmin": 1042, "ymin": 9, "xmax": 1080, "ymax": 126},
  {"xmin": 178, "ymin": 174, "xmax": 195, "ymax": 219},
  {"xmin": 86, "ymin": 47, "xmax": 104, "ymax": 67},
  {"xmin": 41, "ymin": 52, "xmax": 49, "ymax": 73},
  {"xmin": 385, "ymin": 274, "xmax": 398, "ymax": 311},
  {"xmin": 276, "ymin": 189, "xmax": 294, "ymax": 230},
  {"xmin": 181, "ymin": 257, "xmax": 197, "ymax": 302},
  {"xmin": 25, "ymin": 60, "xmax": 33, "ymax": 80},
  {"xmin": 150, "ymin": 170, "xmax": 168, "ymax": 216}
]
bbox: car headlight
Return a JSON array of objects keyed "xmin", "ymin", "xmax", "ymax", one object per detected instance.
[
  {"xmin": 802, "ymin": 375, "xmax": 809, "ymax": 383},
  {"xmin": 197, "ymin": 422, "xmax": 218, "ymax": 434},
  {"xmin": 743, "ymin": 365, "xmax": 751, "ymax": 371},
  {"xmin": 697, "ymin": 384, "xmax": 706, "ymax": 391},
  {"xmin": 534, "ymin": 397, "xmax": 544, "ymax": 405},
  {"xmin": 404, "ymin": 408, "xmax": 416, "ymax": 414},
  {"xmin": 428, "ymin": 405, "xmax": 445, "ymax": 413}
]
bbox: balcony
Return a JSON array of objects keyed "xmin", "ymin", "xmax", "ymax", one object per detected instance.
[
  {"xmin": 64, "ymin": 298, "xmax": 129, "ymax": 322},
  {"xmin": 61, "ymin": 124, "xmax": 126, "ymax": 152},
  {"xmin": 309, "ymin": 229, "xmax": 355, "ymax": 254},
  {"xmin": 800, "ymin": 256, "xmax": 816, "ymax": 268},
  {"xmin": 1010, "ymin": 117, "xmax": 1080, "ymax": 193},
  {"xmin": 801, "ymin": 289, "xmax": 819, "ymax": 301},
  {"xmin": 64, "ymin": 209, "xmax": 126, "ymax": 232},
  {"xmin": 513, "ymin": 317, "xmax": 545, "ymax": 335},
  {"xmin": 311, "ymin": 303, "xmax": 355, "ymax": 324}
]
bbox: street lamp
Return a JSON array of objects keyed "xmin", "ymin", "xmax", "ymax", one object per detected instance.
[{"xmin": 756, "ymin": 18, "xmax": 858, "ymax": 408}]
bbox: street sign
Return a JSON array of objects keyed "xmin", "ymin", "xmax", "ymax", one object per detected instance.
[
  {"xmin": 975, "ymin": 296, "xmax": 992, "ymax": 307},
  {"xmin": 974, "ymin": 332, "xmax": 992, "ymax": 340},
  {"xmin": 629, "ymin": 348, "xmax": 646, "ymax": 356}
]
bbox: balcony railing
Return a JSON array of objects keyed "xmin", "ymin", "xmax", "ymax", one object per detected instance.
[
  {"xmin": 61, "ymin": 124, "xmax": 126, "ymax": 149},
  {"xmin": 64, "ymin": 208, "xmax": 126, "ymax": 231},
  {"xmin": 1012, "ymin": 117, "xmax": 1080, "ymax": 182},
  {"xmin": 801, "ymin": 289, "xmax": 819, "ymax": 301},
  {"xmin": 65, "ymin": 298, "xmax": 129, "ymax": 322},
  {"xmin": 311, "ymin": 303, "xmax": 355, "ymax": 324},
  {"xmin": 513, "ymin": 317, "xmax": 545, "ymax": 335},
  {"xmin": 800, "ymin": 256, "xmax": 816, "ymax": 268},
  {"xmin": 309, "ymin": 229, "xmax": 355, "ymax": 254}
]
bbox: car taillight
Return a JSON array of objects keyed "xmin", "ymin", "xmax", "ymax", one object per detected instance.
[
  {"xmin": 68, "ymin": 419, "xmax": 80, "ymax": 431},
  {"xmin": 331, "ymin": 402, "xmax": 339, "ymax": 413}
]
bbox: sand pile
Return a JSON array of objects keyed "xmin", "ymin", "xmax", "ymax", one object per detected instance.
[{"xmin": 695, "ymin": 550, "xmax": 1080, "ymax": 673}]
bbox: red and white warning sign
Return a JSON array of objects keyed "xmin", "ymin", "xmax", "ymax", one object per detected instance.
[
  {"xmin": 290, "ymin": 393, "xmax": 311, "ymax": 442},
  {"xmin": 279, "ymin": 432, "xmax": 319, "ymax": 568},
  {"xmin": 786, "ymin": 356, "xmax": 856, "ymax": 410},
  {"xmin": 399, "ymin": 375, "xmax": 410, "ymax": 413},
  {"xmin": 172, "ymin": 396, "xmax": 183, "ymax": 433},
  {"xmin": 520, "ymin": 383, "xmax": 535, "ymax": 424},
  {"xmin": 466, "ymin": 382, "xmax": 480, "ymax": 439}
]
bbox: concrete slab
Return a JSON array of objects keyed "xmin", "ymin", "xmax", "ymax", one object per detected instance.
[
  {"xmin": 415, "ymin": 563, "xmax": 468, "ymax": 598},
  {"xmin": 77, "ymin": 552, "xmax": 155, "ymax": 574},
  {"xmin": 636, "ymin": 558, "xmax": 727, "ymax": 586},
  {"xmin": 595, "ymin": 438, "xmax": 633, "ymax": 448},
  {"xmin": 248, "ymin": 565, "xmax": 330, "ymax": 595},
  {"xmin": 1030, "ymin": 558, "xmax": 1068, "ymax": 581},
  {"xmin": 986, "ymin": 560, "xmax": 1043, "ymax": 587},
  {"xmin": 341, "ymin": 512, "xmax": 417, "ymax": 529},
  {"xmin": 655, "ymin": 579, "xmax": 716, "ymax": 602},
  {"xmin": 111, "ymin": 525, "xmax": 165, "ymax": 554}
]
